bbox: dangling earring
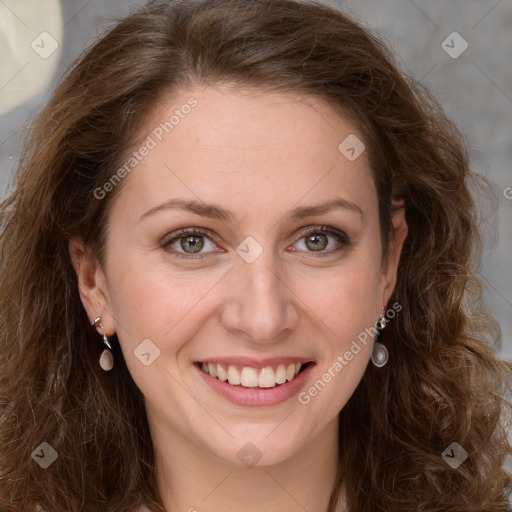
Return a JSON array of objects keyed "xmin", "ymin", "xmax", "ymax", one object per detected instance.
[
  {"xmin": 93, "ymin": 317, "xmax": 114, "ymax": 371},
  {"xmin": 371, "ymin": 313, "xmax": 388, "ymax": 368}
]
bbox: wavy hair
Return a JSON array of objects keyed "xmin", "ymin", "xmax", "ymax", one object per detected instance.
[{"xmin": 0, "ymin": 0, "xmax": 511, "ymax": 510}]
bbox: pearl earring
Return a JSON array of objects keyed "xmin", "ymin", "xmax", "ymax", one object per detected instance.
[
  {"xmin": 371, "ymin": 314, "xmax": 388, "ymax": 368},
  {"xmin": 93, "ymin": 317, "xmax": 114, "ymax": 371}
]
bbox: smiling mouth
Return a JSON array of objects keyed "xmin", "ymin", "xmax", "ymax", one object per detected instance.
[{"xmin": 195, "ymin": 361, "xmax": 313, "ymax": 389}]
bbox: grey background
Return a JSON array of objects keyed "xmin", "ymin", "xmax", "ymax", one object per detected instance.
[{"xmin": 0, "ymin": 0, "xmax": 511, "ymax": 362}]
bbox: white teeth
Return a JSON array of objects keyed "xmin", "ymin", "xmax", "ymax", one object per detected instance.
[
  {"xmin": 208, "ymin": 363, "xmax": 218, "ymax": 378},
  {"xmin": 275, "ymin": 364, "xmax": 287, "ymax": 384},
  {"xmin": 201, "ymin": 362, "xmax": 306, "ymax": 388},
  {"xmin": 240, "ymin": 367, "xmax": 259, "ymax": 387},
  {"xmin": 258, "ymin": 366, "xmax": 275, "ymax": 388},
  {"xmin": 216, "ymin": 364, "xmax": 228, "ymax": 381},
  {"xmin": 227, "ymin": 365, "xmax": 241, "ymax": 385}
]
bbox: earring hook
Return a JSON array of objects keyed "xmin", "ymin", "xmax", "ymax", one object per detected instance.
[{"xmin": 93, "ymin": 316, "xmax": 112, "ymax": 350}]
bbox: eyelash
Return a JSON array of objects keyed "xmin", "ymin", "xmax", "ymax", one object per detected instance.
[{"xmin": 161, "ymin": 225, "xmax": 351, "ymax": 260}]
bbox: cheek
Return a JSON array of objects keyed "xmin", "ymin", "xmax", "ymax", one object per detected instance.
[
  {"xmin": 106, "ymin": 252, "xmax": 222, "ymax": 352},
  {"xmin": 105, "ymin": 258, "xmax": 221, "ymax": 402},
  {"xmin": 309, "ymin": 247, "xmax": 383, "ymax": 335},
  {"xmin": 299, "ymin": 251, "xmax": 382, "ymax": 414}
]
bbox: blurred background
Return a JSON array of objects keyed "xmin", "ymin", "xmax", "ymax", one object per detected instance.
[{"xmin": 0, "ymin": 0, "xmax": 511, "ymax": 365}]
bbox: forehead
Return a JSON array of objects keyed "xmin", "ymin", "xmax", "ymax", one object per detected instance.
[{"xmin": 112, "ymin": 85, "xmax": 375, "ymax": 224}]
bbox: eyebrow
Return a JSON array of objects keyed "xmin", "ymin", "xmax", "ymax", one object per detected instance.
[{"xmin": 137, "ymin": 197, "xmax": 363, "ymax": 223}]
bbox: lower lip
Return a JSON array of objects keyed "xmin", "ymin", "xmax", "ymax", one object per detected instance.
[{"xmin": 195, "ymin": 363, "xmax": 315, "ymax": 408}]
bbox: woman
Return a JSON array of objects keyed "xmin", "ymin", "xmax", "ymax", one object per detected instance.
[{"xmin": 0, "ymin": 0, "xmax": 510, "ymax": 511}]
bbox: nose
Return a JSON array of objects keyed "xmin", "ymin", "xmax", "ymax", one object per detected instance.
[{"xmin": 219, "ymin": 244, "xmax": 299, "ymax": 345}]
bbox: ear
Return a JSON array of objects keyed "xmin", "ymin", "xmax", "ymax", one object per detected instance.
[
  {"xmin": 68, "ymin": 236, "xmax": 116, "ymax": 336},
  {"xmin": 379, "ymin": 200, "xmax": 408, "ymax": 309}
]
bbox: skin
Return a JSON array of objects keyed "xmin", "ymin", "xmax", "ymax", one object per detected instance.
[{"xmin": 70, "ymin": 85, "xmax": 407, "ymax": 512}]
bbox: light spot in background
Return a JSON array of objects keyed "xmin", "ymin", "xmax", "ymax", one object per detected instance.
[{"xmin": 0, "ymin": 0, "xmax": 63, "ymax": 116}]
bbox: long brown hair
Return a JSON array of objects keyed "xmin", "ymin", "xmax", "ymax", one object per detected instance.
[{"xmin": 1, "ymin": 1, "xmax": 511, "ymax": 510}]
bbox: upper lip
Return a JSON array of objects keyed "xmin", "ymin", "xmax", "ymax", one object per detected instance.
[{"xmin": 196, "ymin": 356, "xmax": 314, "ymax": 369}]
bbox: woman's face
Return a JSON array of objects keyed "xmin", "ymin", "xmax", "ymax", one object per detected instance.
[{"xmin": 72, "ymin": 85, "xmax": 407, "ymax": 466}]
